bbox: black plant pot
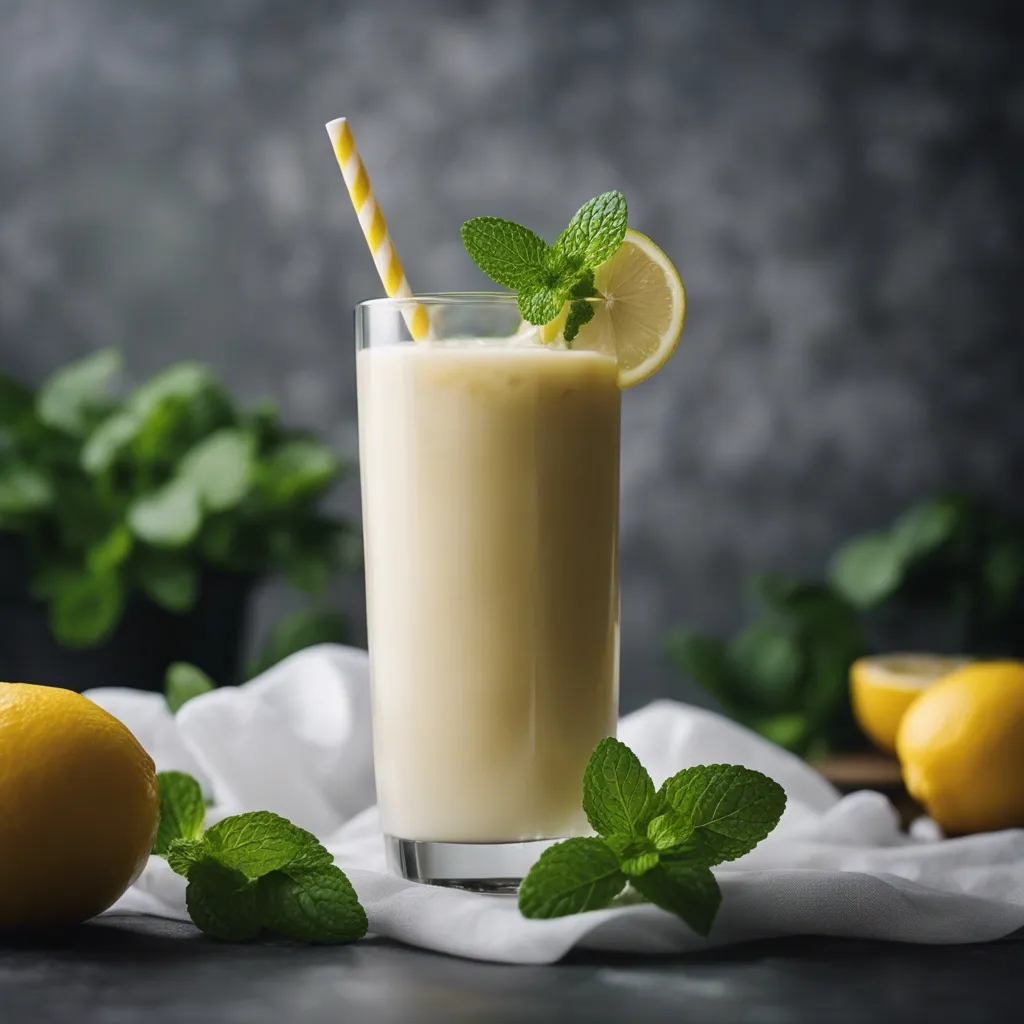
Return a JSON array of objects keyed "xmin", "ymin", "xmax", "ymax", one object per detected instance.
[{"xmin": 0, "ymin": 537, "xmax": 254, "ymax": 693}]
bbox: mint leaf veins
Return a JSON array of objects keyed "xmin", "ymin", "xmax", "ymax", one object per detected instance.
[
  {"xmin": 517, "ymin": 837, "xmax": 625, "ymax": 918},
  {"xmin": 557, "ymin": 191, "xmax": 629, "ymax": 271},
  {"xmin": 659, "ymin": 764, "xmax": 787, "ymax": 863},
  {"xmin": 461, "ymin": 190, "xmax": 628, "ymax": 345},
  {"xmin": 630, "ymin": 858, "xmax": 722, "ymax": 937},
  {"xmin": 518, "ymin": 744, "xmax": 786, "ymax": 937},
  {"xmin": 458, "ymin": 217, "xmax": 548, "ymax": 289},
  {"xmin": 185, "ymin": 856, "xmax": 263, "ymax": 942},
  {"xmin": 582, "ymin": 737, "xmax": 659, "ymax": 838},
  {"xmin": 151, "ymin": 771, "xmax": 367, "ymax": 945}
]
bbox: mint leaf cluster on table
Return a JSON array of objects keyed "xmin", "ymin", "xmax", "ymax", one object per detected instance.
[
  {"xmin": 461, "ymin": 190, "xmax": 627, "ymax": 343},
  {"xmin": 152, "ymin": 771, "xmax": 367, "ymax": 943},
  {"xmin": 518, "ymin": 739, "xmax": 787, "ymax": 936}
]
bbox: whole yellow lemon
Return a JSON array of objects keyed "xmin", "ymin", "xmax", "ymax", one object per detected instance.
[
  {"xmin": 0, "ymin": 682, "xmax": 159, "ymax": 930},
  {"xmin": 896, "ymin": 661, "xmax": 1024, "ymax": 835}
]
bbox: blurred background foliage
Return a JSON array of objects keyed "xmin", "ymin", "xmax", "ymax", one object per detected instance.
[
  {"xmin": 666, "ymin": 496, "xmax": 1024, "ymax": 756},
  {"xmin": 0, "ymin": 350, "xmax": 357, "ymax": 666}
]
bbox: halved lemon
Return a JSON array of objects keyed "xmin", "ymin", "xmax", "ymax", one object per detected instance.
[
  {"xmin": 544, "ymin": 228, "xmax": 686, "ymax": 388},
  {"xmin": 850, "ymin": 654, "xmax": 970, "ymax": 754}
]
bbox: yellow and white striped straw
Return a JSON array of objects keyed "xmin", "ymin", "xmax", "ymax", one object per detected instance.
[{"xmin": 325, "ymin": 117, "xmax": 430, "ymax": 340}]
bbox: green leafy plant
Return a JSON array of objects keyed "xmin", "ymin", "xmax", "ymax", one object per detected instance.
[
  {"xmin": 153, "ymin": 770, "xmax": 367, "ymax": 943},
  {"xmin": 666, "ymin": 495, "xmax": 1024, "ymax": 756},
  {"xmin": 666, "ymin": 577, "xmax": 866, "ymax": 758},
  {"xmin": 828, "ymin": 494, "xmax": 1024, "ymax": 655},
  {"xmin": 0, "ymin": 351, "xmax": 359, "ymax": 649},
  {"xmin": 518, "ymin": 738, "xmax": 786, "ymax": 934},
  {"xmin": 461, "ymin": 190, "xmax": 627, "ymax": 343}
]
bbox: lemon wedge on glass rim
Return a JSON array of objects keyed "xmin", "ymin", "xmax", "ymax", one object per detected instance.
[{"xmin": 542, "ymin": 228, "xmax": 686, "ymax": 388}]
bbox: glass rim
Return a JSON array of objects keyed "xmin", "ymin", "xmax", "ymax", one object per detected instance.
[
  {"xmin": 357, "ymin": 291, "xmax": 516, "ymax": 309},
  {"xmin": 357, "ymin": 291, "xmax": 602, "ymax": 310}
]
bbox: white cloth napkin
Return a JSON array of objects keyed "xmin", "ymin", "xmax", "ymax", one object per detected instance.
[{"xmin": 87, "ymin": 645, "xmax": 1024, "ymax": 964}]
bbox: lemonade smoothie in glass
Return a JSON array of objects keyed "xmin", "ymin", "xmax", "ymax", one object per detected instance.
[
  {"xmin": 328, "ymin": 118, "xmax": 685, "ymax": 889},
  {"xmin": 357, "ymin": 295, "xmax": 621, "ymax": 889}
]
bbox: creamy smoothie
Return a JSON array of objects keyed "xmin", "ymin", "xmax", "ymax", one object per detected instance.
[{"xmin": 357, "ymin": 341, "xmax": 620, "ymax": 843}]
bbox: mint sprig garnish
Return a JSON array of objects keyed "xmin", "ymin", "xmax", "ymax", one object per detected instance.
[
  {"xmin": 461, "ymin": 190, "xmax": 628, "ymax": 345},
  {"xmin": 153, "ymin": 771, "xmax": 367, "ymax": 944},
  {"xmin": 518, "ymin": 739, "xmax": 786, "ymax": 936}
]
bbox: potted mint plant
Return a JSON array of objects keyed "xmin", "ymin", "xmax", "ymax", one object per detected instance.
[{"xmin": 0, "ymin": 350, "xmax": 359, "ymax": 692}]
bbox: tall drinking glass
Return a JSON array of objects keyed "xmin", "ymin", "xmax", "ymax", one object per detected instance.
[{"xmin": 356, "ymin": 294, "xmax": 620, "ymax": 892}]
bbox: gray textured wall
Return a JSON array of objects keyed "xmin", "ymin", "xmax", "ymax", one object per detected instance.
[{"xmin": 1, "ymin": 0, "xmax": 1021, "ymax": 709}]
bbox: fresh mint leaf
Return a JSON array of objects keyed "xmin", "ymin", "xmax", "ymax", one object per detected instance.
[
  {"xmin": 518, "ymin": 837, "xmax": 625, "ymax": 919},
  {"xmin": 570, "ymin": 268, "xmax": 596, "ymax": 299},
  {"xmin": 563, "ymin": 299, "xmax": 595, "ymax": 344},
  {"xmin": 87, "ymin": 525, "xmax": 133, "ymax": 575},
  {"xmin": 986, "ymin": 538, "xmax": 1024, "ymax": 611},
  {"xmin": 139, "ymin": 561, "xmax": 198, "ymax": 613},
  {"xmin": 204, "ymin": 811, "xmax": 331, "ymax": 879},
  {"xmin": 166, "ymin": 837, "xmax": 205, "ymax": 878},
  {"xmin": 36, "ymin": 348, "xmax": 121, "ymax": 436},
  {"xmin": 461, "ymin": 194, "xmax": 627, "ymax": 331},
  {"xmin": 49, "ymin": 570, "xmax": 124, "ymax": 648},
  {"xmin": 128, "ymin": 477, "xmax": 202, "ymax": 548},
  {"xmin": 517, "ymin": 741, "xmax": 785, "ymax": 936},
  {"xmin": 153, "ymin": 771, "xmax": 206, "ymax": 854},
  {"xmin": 0, "ymin": 463, "xmax": 53, "ymax": 514},
  {"xmin": 258, "ymin": 865, "xmax": 368, "ymax": 944},
  {"xmin": 165, "ymin": 662, "xmax": 216, "ymax": 713},
  {"xmin": 602, "ymin": 834, "xmax": 659, "ymax": 876},
  {"xmin": 828, "ymin": 532, "xmax": 903, "ymax": 609},
  {"xmin": 659, "ymin": 765, "xmax": 786, "ymax": 864},
  {"xmin": 179, "ymin": 428, "xmax": 255, "ymax": 513},
  {"xmin": 583, "ymin": 737, "xmax": 658, "ymax": 838},
  {"xmin": 730, "ymin": 622, "xmax": 803, "ymax": 711},
  {"xmin": 891, "ymin": 496, "xmax": 961, "ymax": 561},
  {"xmin": 185, "ymin": 856, "xmax": 262, "ymax": 941},
  {"xmin": 517, "ymin": 280, "xmax": 569, "ymax": 326},
  {"xmin": 81, "ymin": 410, "xmax": 140, "ymax": 474},
  {"xmin": 620, "ymin": 849, "xmax": 659, "ymax": 877},
  {"xmin": 756, "ymin": 712, "xmax": 812, "ymax": 753},
  {"xmin": 556, "ymin": 190, "xmax": 628, "ymax": 270},
  {"xmin": 646, "ymin": 812, "xmax": 694, "ymax": 852},
  {"xmin": 128, "ymin": 362, "xmax": 218, "ymax": 417},
  {"xmin": 258, "ymin": 440, "xmax": 340, "ymax": 506},
  {"xmin": 460, "ymin": 217, "xmax": 549, "ymax": 289},
  {"xmin": 630, "ymin": 858, "xmax": 721, "ymax": 937}
]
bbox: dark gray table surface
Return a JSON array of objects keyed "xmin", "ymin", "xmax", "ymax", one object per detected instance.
[{"xmin": 2, "ymin": 915, "xmax": 1021, "ymax": 1024}]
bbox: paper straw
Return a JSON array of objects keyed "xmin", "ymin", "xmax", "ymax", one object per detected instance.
[{"xmin": 325, "ymin": 117, "xmax": 430, "ymax": 340}]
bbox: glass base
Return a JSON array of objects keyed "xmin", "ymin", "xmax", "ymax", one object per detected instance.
[{"xmin": 384, "ymin": 835, "xmax": 558, "ymax": 894}]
